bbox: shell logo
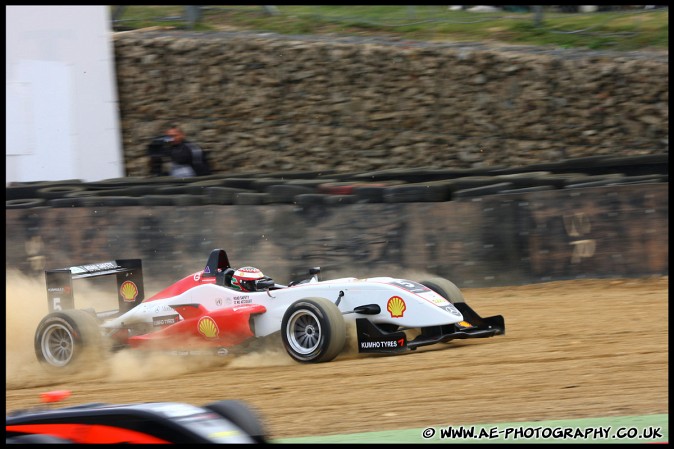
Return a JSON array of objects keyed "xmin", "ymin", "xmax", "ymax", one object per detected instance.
[
  {"xmin": 387, "ymin": 296, "xmax": 406, "ymax": 318},
  {"xmin": 119, "ymin": 281, "xmax": 138, "ymax": 302},
  {"xmin": 198, "ymin": 316, "xmax": 220, "ymax": 339}
]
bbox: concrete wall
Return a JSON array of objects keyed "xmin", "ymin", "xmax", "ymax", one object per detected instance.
[
  {"xmin": 112, "ymin": 31, "xmax": 669, "ymax": 178},
  {"xmin": 6, "ymin": 183, "xmax": 668, "ymax": 288}
]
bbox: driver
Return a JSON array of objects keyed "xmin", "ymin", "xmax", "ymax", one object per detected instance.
[{"xmin": 231, "ymin": 266, "xmax": 267, "ymax": 292}]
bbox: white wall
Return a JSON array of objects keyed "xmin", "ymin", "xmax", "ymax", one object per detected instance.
[{"xmin": 6, "ymin": 5, "xmax": 124, "ymax": 183}]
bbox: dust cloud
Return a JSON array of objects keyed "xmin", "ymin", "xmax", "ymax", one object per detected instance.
[{"xmin": 5, "ymin": 269, "xmax": 306, "ymax": 390}]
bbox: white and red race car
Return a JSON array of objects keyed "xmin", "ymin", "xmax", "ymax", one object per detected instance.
[{"xmin": 35, "ymin": 248, "xmax": 505, "ymax": 370}]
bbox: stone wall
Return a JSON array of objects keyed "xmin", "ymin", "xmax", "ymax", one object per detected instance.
[
  {"xmin": 113, "ymin": 31, "xmax": 669, "ymax": 178},
  {"xmin": 6, "ymin": 183, "xmax": 668, "ymax": 288}
]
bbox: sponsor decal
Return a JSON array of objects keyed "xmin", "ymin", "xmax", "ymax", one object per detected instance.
[
  {"xmin": 153, "ymin": 305, "xmax": 173, "ymax": 313},
  {"xmin": 457, "ymin": 320, "xmax": 474, "ymax": 328},
  {"xmin": 153, "ymin": 315, "xmax": 179, "ymax": 326},
  {"xmin": 389, "ymin": 279, "xmax": 429, "ymax": 294},
  {"xmin": 194, "ymin": 272, "xmax": 201, "ymax": 281},
  {"xmin": 215, "ymin": 298, "xmax": 223, "ymax": 306},
  {"xmin": 204, "ymin": 265, "xmax": 211, "ymax": 274},
  {"xmin": 359, "ymin": 339, "xmax": 404, "ymax": 349},
  {"xmin": 429, "ymin": 295, "xmax": 450, "ymax": 305},
  {"xmin": 444, "ymin": 305, "xmax": 461, "ymax": 316},
  {"xmin": 119, "ymin": 280, "xmax": 139, "ymax": 302},
  {"xmin": 71, "ymin": 261, "xmax": 118, "ymax": 274},
  {"xmin": 387, "ymin": 296, "xmax": 406, "ymax": 318},
  {"xmin": 233, "ymin": 296, "xmax": 252, "ymax": 305},
  {"xmin": 198, "ymin": 316, "xmax": 219, "ymax": 339}
]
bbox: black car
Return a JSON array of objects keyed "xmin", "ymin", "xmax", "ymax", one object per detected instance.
[{"xmin": 7, "ymin": 398, "xmax": 268, "ymax": 444}]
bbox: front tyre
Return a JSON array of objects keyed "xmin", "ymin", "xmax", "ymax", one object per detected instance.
[
  {"xmin": 34, "ymin": 309, "xmax": 102, "ymax": 371},
  {"xmin": 419, "ymin": 277, "xmax": 465, "ymax": 303},
  {"xmin": 281, "ymin": 297, "xmax": 346, "ymax": 363}
]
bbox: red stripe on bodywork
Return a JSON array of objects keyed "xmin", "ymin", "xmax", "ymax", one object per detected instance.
[{"xmin": 7, "ymin": 423, "xmax": 170, "ymax": 444}]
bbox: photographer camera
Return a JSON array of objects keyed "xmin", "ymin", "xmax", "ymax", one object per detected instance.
[{"xmin": 147, "ymin": 135, "xmax": 172, "ymax": 177}]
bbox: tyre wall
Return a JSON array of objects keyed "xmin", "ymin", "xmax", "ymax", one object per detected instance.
[
  {"xmin": 6, "ymin": 183, "xmax": 667, "ymax": 288},
  {"xmin": 113, "ymin": 31, "xmax": 668, "ymax": 178}
]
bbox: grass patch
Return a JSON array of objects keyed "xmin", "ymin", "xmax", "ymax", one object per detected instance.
[{"xmin": 111, "ymin": 6, "xmax": 668, "ymax": 51}]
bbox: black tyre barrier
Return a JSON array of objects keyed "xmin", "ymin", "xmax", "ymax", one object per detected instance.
[
  {"xmin": 383, "ymin": 184, "xmax": 449, "ymax": 203},
  {"xmin": 324, "ymin": 194, "xmax": 357, "ymax": 205},
  {"xmin": 6, "ymin": 179, "xmax": 83, "ymax": 201},
  {"xmin": 285, "ymin": 178, "xmax": 340, "ymax": 188},
  {"xmin": 187, "ymin": 178, "xmax": 233, "ymax": 187},
  {"xmin": 317, "ymin": 181, "xmax": 402, "ymax": 195},
  {"xmin": 155, "ymin": 185, "xmax": 195, "ymax": 195},
  {"xmin": 498, "ymin": 185, "xmax": 556, "ymax": 194},
  {"xmin": 48, "ymin": 197, "xmax": 85, "ymax": 208},
  {"xmin": 294, "ymin": 193, "xmax": 329, "ymax": 206},
  {"xmin": 536, "ymin": 173, "xmax": 590, "ymax": 188},
  {"xmin": 250, "ymin": 177, "xmax": 292, "ymax": 191},
  {"xmin": 554, "ymin": 155, "xmax": 611, "ymax": 169},
  {"xmin": 6, "ymin": 198, "xmax": 46, "ymax": 209},
  {"xmin": 263, "ymin": 169, "xmax": 336, "ymax": 180},
  {"xmin": 353, "ymin": 186, "xmax": 387, "ymax": 203},
  {"xmin": 115, "ymin": 184, "xmax": 176, "ymax": 196},
  {"xmin": 265, "ymin": 185, "xmax": 315, "ymax": 203},
  {"xmin": 64, "ymin": 190, "xmax": 104, "ymax": 197},
  {"xmin": 612, "ymin": 174, "xmax": 664, "ymax": 184},
  {"xmin": 351, "ymin": 167, "xmax": 506, "ymax": 183},
  {"xmin": 234, "ymin": 192, "xmax": 268, "ymax": 205},
  {"xmin": 6, "ymin": 185, "xmax": 44, "ymax": 201},
  {"xmin": 139, "ymin": 195, "xmax": 176, "ymax": 206},
  {"xmin": 221, "ymin": 178, "xmax": 268, "ymax": 190},
  {"xmin": 600, "ymin": 154, "xmax": 669, "ymax": 176},
  {"xmin": 172, "ymin": 194, "xmax": 205, "ymax": 206},
  {"xmin": 80, "ymin": 196, "xmax": 140, "ymax": 207},
  {"xmin": 493, "ymin": 171, "xmax": 553, "ymax": 188},
  {"xmin": 452, "ymin": 182, "xmax": 515, "ymax": 199},
  {"xmin": 563, "ymin": 176, "xmax": 661, "ymax": 189},
  {"xmin": 8, "ymin": 178, "xmax": 83, "ymax": 187},
  {"xmin": 205, "ymin": 187, "xmax": 252, "ymax": 204},
  {"xmin": 35, "ymin": 185, "xmax": 88, "ymax": 200},
  {"xmin": 445, "ymin": 176, "xmax": 507, "ymax": 191}
]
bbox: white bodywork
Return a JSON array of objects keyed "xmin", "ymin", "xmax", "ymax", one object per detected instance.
[{"xmin": 101, "ymin": 276, "xmax": 465, "ymax": 336}]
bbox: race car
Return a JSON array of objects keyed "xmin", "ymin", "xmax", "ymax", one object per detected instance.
[
  {"xmin": 6, "ymin": 390, "xmax": 268, "ymax": 444},
  {"xmin": 34, "ymin": 248, "xmax": 505, "ymax": 370}
]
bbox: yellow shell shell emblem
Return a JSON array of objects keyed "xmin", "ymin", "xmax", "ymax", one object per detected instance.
[
  {"xmin": 119, "ymin": 281, "xmax": 138, "ymax": 302},
  {"xmin": 387, "ymin": 296, "xmax": 406, "ymax": 318},
  {"xmin": 198, "ymin": 316, "xmax": 219, "ymax": 339}
]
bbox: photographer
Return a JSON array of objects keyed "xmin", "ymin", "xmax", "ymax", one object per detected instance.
[{"xmin": 147, "ymin": 125, "xmax": 211, "ymax": 177}]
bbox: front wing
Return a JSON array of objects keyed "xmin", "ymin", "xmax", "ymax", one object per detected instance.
[{"xmin": 356, "ymin": 302, "xmax": 505, "ymax": 353}]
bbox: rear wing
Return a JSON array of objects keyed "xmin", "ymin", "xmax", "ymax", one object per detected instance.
[{"xmin": 45, "ymin": 259, "xmax": 144, "ymax": 314}]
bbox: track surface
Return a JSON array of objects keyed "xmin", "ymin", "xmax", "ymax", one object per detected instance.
[{"xmin": 5, "ymin": 273, "xmax": 668, "ymax": 439}]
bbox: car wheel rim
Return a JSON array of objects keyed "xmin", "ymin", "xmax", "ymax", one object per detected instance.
[
  {"xmin": 41, "ymin": 324, "xmax": 75, "ymax": 366},
  {"xmin": 287, "ymin": 310, "xmax": 322, "ymax": 355}
]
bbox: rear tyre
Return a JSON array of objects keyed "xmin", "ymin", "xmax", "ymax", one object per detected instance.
[
  {"xmin": 204, "ymin": 400, "xmax": 268, "ymax": 443},
  {"xmin": 34, "ymin": 309, "xmax": 102, "ymax": 371},
  {"xmin": 281, "ymin": 297, "xmax": 346, "ymax": 363}
]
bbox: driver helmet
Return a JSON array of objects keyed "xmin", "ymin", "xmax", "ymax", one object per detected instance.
[{"xmin": 231, "ymin": 266, "xmax": 265, "ymax": 292}]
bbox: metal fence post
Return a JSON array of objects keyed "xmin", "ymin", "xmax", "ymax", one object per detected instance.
[
  {"xmin": 185, "ymin": 5, "xmax": 202, "ymax": 29},
  {"xmin": 533, "ymin": 5, "xmax": 544, "ymax": 27}
]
